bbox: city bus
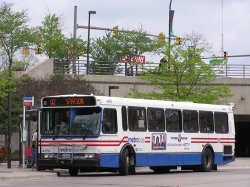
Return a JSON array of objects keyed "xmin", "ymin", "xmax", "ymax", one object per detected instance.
[{"xmin": 37, "ymin": 94, "xmax": 235, "ymax": 176}]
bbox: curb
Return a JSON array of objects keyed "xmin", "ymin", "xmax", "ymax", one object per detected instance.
[{"xmin": 0, "ymin": 170, "xmax": 56, "ymax": 180}]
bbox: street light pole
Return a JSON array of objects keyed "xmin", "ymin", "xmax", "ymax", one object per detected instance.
[
  {"xmin": 168, "ymin": 0, "xmax": 173, "ymax": 45},
  {"xmin": 86, "ymin": 10, "xmax": 96, "ymax": 75},
  {"xmin": 168, "ymin": 0, "xmax": 173, "ymax": 68},
  {"xmin": 7, "ymin": 59, "xmax": 12, "ymax": 169}
]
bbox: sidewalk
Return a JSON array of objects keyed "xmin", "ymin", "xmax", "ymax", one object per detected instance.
[
  {"xmin": 219, "ymin": 157, "xmax": 250, "ymax": 169},
  {"xmin": 0, "ymin": 161, "xmax": 55, "ymax": 179}
]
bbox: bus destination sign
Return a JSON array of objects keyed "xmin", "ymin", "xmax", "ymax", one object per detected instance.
[{"xmin": 42, "ymin": 96, "xmax": 96, "ymax": 107}]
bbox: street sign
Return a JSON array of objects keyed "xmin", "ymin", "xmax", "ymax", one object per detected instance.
[
  {"xmin": 209, "ymin": 59, "xmax": 226, "ymax": 64},
  {"xmin": 121, "ymin": 54, "xmax": 145, "ymax": 64},
  {"xmin": 23, "ymin": 96, "xmax": 34, "ymax": 107},
  {"xmin": 22, "ymin": 127, "xmax": 27, "ymax": 142}
]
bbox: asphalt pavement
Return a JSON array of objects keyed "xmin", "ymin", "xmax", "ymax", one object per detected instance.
[{"xmin": 0, "ymin": 158, "xmax": 250, "ymax": 180}]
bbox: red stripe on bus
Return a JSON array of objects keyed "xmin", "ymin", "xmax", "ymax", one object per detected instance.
[
  {"xmin": 191, "ymin": 137, "xmax": 235, "ymax": 140},
  {"xmin": 41, "ymin": 136, "xmax": 128, "ymax": 143},
  {"xmin": 191, "ymin": 141, "xmax": 235, "ymax": 144},
  {"xmin": 40, "ymin": 136, "xmax": 129, "ymax": 147},
  {"xmin": 40, "ymin": 143, "xmax": 123, "ymax": 147}
]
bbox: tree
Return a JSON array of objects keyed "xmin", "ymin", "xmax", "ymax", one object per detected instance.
[
  {"xmin": 38, "ymin": 12, "xmax": 86, "ymax": 73},
  {"xmin": 16, "ymin": 74, "xmax": 100, "ymax": 106},
  {"xmin": 38, "ymin": 12, "xmax": 65, "ymax": 59},
  {"xmin": 0, "ymin": 2, "xmax": 36, "ymax": 70},
  {"xmin": 0, "ymin": 2, "xmax": 36, "ymax": 164},
  {"xmin": 128, "ymin": 35, "xmax": 233, "ymax": 104},
  {"xmin": 90, "ymin": 28, "xmax": 162, "ymax": 75}
]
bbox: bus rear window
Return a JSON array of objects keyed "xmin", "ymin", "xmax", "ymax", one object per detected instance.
[
  {"xmin": 215, "ymin": 112, "xmax": 229, "ymax": 134},
  {"xmin": 199, "ymin": 111, "xmax": 214, "ymax": 133}
]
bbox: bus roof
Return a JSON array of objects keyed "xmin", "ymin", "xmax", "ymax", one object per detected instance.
[
  {"xmin": 41, "ymin": 94, "xmax": 233, "ymax": 112},
  {"xmin": 95, "ymin": 96, "xmax": 233, "ymax": 113}
]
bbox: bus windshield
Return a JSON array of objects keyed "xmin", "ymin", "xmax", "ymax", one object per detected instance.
[{"xmin": 41, "ymin": 107, "xmax": 102, "ymax": 136}]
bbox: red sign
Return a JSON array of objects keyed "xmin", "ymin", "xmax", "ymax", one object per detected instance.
[
  {"xmin": 121, "ymin": 54, "xmax": 145, "ymax": 64},
  {"xmin": 23, "ymin": 96, "xmax": 34, "ymax": 107}
]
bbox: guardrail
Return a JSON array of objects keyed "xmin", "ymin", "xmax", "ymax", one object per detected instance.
[{"xmin": 54, "ymin": 59, "xmax": 250, "ymax": 78}]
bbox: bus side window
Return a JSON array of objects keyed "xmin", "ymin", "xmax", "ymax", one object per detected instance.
[
  {"xmin": 128, "ymin": 107, "xmax": 147, "ymax": 131},
  {"xmin": 214, "ymin": 112, "xmax": 229, "ymax": 133},
  {"xmin": 102, "ymin": 108, "xmax": 118, "ymax": 134},
  {"xmin": 122, "ymin": 106, "xmax": 128, "ymax": 131},
  {"xmin": 199, "ymin": 111, "xmax": 214, "ymax": 133},
  {"xmin": 165, "ymin": 109, "xmax": 182, "ymax": 132},
  {"xmin": 148, "ymin": 108, "xmax": 165, "ymax": 132},
  {"xmin": 183, "ymin": 110, "xmax": 199, "ymax": 133}
]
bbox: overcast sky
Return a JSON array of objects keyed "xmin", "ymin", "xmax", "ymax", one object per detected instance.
[{"xmin": 9, "ymin": 0, "xmax": 250, "ymax": 64}]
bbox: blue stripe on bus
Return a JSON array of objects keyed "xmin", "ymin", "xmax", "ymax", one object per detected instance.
[
  {"xmin": 99, "ymin": 153, "xmax": 235, "ymax": 168},
  {"xmin": 100, "ymin": 154, "xmax": 120, "ymax": 168},
  {"xmin": 136, "ymin": 153, "xmax": 201, "ymax": 167}
]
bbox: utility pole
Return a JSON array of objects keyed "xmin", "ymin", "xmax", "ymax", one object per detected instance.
[
  {"xmin": 169, "ymin": 0, "xmax": 173, "ymax": 45},
  {"xmin": 168, "ymin": 0, "xmax": 173, "ymax": 69},
  {"xmin": 72, "ymin": 6, "xmax": 78, "ymax": 74},
  {"xmin": 73, "ymin": 6, "xmax": 77, "ymax": 40},
  {"xmin": 7, "ymin": 58, "xmax": 12, "ymax": 168}
]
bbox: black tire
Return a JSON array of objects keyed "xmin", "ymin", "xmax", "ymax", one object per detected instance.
[
  {"xmin": 200, "ymin": 148, "xmax": 214, "ymax": 172},
  {"xmin": 119, "ymin": 149, "xmax": 130, "ymax": 176},
  {"xmin": 69, "ymin": 168, "xmax": 79, "ymax": 176}
]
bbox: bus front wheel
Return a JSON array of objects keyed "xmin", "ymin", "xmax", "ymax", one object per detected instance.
[{"xmin": 119, "ymin": 148, "xmax": 135, "ymax": 176}]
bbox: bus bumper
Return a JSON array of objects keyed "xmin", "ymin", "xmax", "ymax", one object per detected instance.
[{"xmin": 37, "ymin": 159, "xmax": 100, "ymax": 169}]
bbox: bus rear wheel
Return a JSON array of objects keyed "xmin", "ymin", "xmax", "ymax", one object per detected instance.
[
  {"xmin": 200, "ymin": 148, "xmax": 214, "ymax": 172},
  {"xmin": 69, "ymin": 168, "xmax": 79, "ymax": 176}
]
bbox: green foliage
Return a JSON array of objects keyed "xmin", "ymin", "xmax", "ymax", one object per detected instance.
[
  {"xmin": 38, "ymin": 13, "xmax": 86, "ymax": 60},
  {"xmin": 0, "ymin": 76, "xmax": 22, "ymax": 135},
  {"xmin": 0, "ymin": 2, "xmax": 35, "ymax": 135},
  {"xmin": 90, "ymin": 28, "xmax": 161, "ymax": 75},
  {"xmin": 11, "ymin": 60, "xmax": 26, "ymax": 71},
  {"xmin": 16, "ymin": 74, "xmax": 99, "ymax": 106},
  {"xmin": 128, "ymin": 40, "xmax": 233, "ymax": 104},
  {"xmin": 0, "ymin": 2, "xmax": 36, "ymax": 66},
  {"xmin": 38, "ymin": 12, "xmax": 65, "ymax": 59}
]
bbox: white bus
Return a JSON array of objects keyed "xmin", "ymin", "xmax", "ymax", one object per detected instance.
[{"xmin": 37, "ymin": 94, "xmax": 235, "ymax": 176}]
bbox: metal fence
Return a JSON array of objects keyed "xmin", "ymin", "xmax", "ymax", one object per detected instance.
[{"xmin": 53, "ymin": 59, "xmax": 250, "ymax": 78}]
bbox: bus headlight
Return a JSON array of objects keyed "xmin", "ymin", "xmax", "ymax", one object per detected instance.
[
  {"xmin": 84, "ymin": 153, "xmax": 97, "ymax": 159},
  {"xmin": 42, "ymin": 153, "xmax": 54, "ymax": 159}
]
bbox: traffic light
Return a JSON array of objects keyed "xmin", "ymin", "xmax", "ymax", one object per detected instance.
[
  {"xmin": 223, "ymin": 51, "xmax": 228, "ymax": 60},
  {"xmin": 67, "ymin": 48, "xmax": 72, "ymax": 56},
  {"xmin": 158, "ymin": 32, "xmax": 165, "ymax": 44},
  {"xmin": 175, "ymin": 37, "xmax": 182, "ymax": 45},
  {"xmin": 113, "ymin": 25, "xmax": 119, "ymax": 37},
  {"xmin": 22, "ymin": 47, "xmax": 29, "ymax": 57},
  {"xmin": 35, "ymin": 44, "xmax": 41, "ymax": 54},
  {"xmin": 77, "ymin": 51, "xmax": 83, "ymax": 59}
]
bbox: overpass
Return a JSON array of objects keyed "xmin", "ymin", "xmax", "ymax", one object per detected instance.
[{"xmin": 25, "ymin": 59, "xmax": 250, "ymax": 157}]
